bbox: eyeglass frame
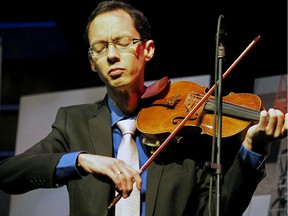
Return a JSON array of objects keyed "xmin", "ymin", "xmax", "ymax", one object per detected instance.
[{"xmin": 88, "ymin": 37, "xmax": 145, "ymax": 58}]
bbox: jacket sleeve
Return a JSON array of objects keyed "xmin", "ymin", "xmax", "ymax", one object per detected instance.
[{"xmin": 0, "ymin": 107, "xmax": 71, "ymax": 194}]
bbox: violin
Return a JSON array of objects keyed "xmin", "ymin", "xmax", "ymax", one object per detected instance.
[{"xmin": 137, "ymin": 78, "xmax": 264, "ymax": 148}]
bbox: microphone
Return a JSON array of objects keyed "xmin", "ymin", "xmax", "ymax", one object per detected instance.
[
  {"xmin": 216, "ymin": 15, "xmax": 226, "ymax": 58},
  {"xmin": 218, "ymin": 16, "xmax": 226, "ymax": 44}
]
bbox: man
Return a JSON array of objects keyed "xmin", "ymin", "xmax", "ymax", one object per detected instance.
[{"xmin": 0, "ymin": 1, "xmax": 287, "ymax": 215}]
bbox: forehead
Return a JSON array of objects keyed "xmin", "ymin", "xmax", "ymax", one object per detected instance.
[{"xmin": 88, "ymin": 10, "xmax": 139, "ymax": 41}]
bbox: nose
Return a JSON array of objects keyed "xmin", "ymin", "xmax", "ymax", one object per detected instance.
[{"xmin": 106, "ymin": 43, "xmax": 120, "ymax": 58}]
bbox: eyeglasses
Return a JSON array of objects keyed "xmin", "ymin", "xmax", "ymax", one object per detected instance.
[{"xmin": 88, "ymin": 37, "xmax": 144, "ymax": 58}]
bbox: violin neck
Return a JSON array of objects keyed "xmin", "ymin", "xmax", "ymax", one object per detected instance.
[{"xmin": 204, "ymin": 100, "xmax": 260, "ymax": 122}]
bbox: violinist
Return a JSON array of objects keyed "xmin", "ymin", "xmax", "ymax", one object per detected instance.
[{"xmin": 0, "ymin": 1, "xmax": 287, "ymax": 216}]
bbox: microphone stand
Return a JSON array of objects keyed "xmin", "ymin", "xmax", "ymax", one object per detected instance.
[{"xmin": 209, "ymin": 14, "xmax": 225, "ymax": 216}]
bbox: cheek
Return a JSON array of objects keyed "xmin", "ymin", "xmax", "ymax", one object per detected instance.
[
  {"xmin": 94, "ymin": 59, "xmax": 106, "ymax": 72},
  {"xmin": 125, "ymin": 55, "xmax": 144, "ymax": 76},
  {"xmin": 91, "ymin": 60, "xmax": 109, "ymax": 80},
  {"xmin": 127, "ymin": 47, "xmax": 146, "ymax": 68},
  {"xmin": 125, "ymin": 44, "xmax": 144, "ymax": 60},
  {"xmin": 134, "ymin": 45, "xmax": 142, "ymax": 58}
]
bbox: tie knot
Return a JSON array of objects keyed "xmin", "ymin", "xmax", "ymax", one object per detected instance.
[{"xmin": 116, "ymin": 119, "xmax": 136, "ymax": 136}]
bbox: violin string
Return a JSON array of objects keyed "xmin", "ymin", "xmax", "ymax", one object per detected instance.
[{"xmin": 188, "ymin": 92, "xmax": 261, "ymax": 121}]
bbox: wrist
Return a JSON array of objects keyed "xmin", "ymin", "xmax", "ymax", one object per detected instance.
[
  {"xmin": 77, "ymin": 153, "xmax": 88, "ymax": 176},
  {"xmin": 243, "ymin": 138, "xmax": 268, "ymax": 155}
]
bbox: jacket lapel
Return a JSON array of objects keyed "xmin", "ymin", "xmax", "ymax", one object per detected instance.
[
  {"xmin": 87, "ymin": 99, "xmax": 115, "ymax": 215},
  {"xmin": 89, "ymin": 100, "xmax": 113, "ymax": 157}
]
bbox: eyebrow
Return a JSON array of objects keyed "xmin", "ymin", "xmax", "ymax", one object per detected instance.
[{"xmin": 91, "ymin": 35, "xmax": 134, "ymax": 46}]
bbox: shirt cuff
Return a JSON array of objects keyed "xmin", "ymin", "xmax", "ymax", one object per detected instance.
[
  {"xmin": 55, "ymin": 151, "xmax": 88, "ymax": 184},
  {"xmin": 239, "ymin": 144, "xmax": 267, "ymax": 170}
]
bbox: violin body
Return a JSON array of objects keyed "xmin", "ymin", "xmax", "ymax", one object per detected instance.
[{"xmin": 137, "ymin": 80, "xmax": 263, "ymax": 146}]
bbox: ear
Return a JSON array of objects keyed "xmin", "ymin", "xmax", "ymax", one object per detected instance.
[
  {"xmin": 88, "ymin": 57, "xmax": 98, "ymax": 72},
  {"xmin": 144, "ymin": 40, "xmax": 155, "ymax": 62}
]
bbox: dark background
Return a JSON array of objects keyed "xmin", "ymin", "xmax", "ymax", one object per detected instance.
[
  {"xmin": 0, "ymin": 1, "xmax": 286, "ymax": 215},
  {"xmin": 0, "ymin": 0, "xmax": 287, "ymax": 152}
]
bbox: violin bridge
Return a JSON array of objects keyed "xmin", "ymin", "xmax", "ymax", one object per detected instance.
[{"xmin": 184, "ymin": 92, "xmax": 201, "ymax": 111}]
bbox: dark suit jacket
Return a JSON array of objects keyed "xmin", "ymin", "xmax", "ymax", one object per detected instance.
[{"xmin": 0, "ymin": 98, "xmax": 265, "ymax": 216}]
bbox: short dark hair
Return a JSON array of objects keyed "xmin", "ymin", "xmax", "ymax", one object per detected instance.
[{"xmin": 84, "ymin": 0, "xmax": 152, "ymax": 45}]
